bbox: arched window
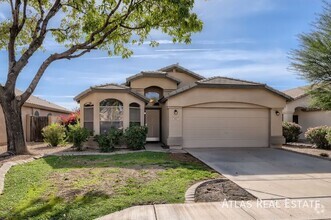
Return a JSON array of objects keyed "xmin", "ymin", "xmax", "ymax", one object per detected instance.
[
  {"xmin": 144, "ymin": 86, "xmax": 163, "ymax": 105},
  {"xmin": 34, "ymin": 111, "xmax": 40, "ymax": 117},
  {"xmin": 100, "ymin": 99, "xmax": 123, "ymax": 133},
  {"xmin": 129, "ymin": 103, "xmax": 140, "ymax": 127},
  {"xmin": 84, "ymin": 103, "xmax": 94, "ymax": 132},
  {"xmin": 47, "ymin": 113, "xmax": 52, "ymax": 117}
]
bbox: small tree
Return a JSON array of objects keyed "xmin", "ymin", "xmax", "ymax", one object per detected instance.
[
  {"xmin": 0, "ymin": 0, "xmax": 203, "ymax": 154},
  {"xmin": 290, "ymin": 1, "xmax": 331, "ymax": 110}
]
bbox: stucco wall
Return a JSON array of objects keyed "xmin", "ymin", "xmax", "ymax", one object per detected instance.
[
  {"xmin": 79, "ymin": 91, "xmax": 146, "ymax": 135},
  {"xmin": 162, "ymin": 87, "xmax": 287, "ymax": 148},
  {"xmin": 294, "ymin": 109, "xmax": 331, "ymax": 139},
  {"xmin": 129, "ymin": 77, "xmax": 178, "ymax": 96},
  {"xmin": 167, "ymin": 70, "xmax": 199, "ymax": 88},
  {"xmin": 0, "ymin": 106, "xmax": 67, "ymax": 145}
]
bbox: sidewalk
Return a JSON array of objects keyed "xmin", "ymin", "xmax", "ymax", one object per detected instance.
[{"xmin": 97, "ymin": 198, "xmax": 331, "ymax": 220}]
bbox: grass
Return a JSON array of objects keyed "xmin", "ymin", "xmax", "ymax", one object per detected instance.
[{"xmin": 0, "ymin": 152, "xmax": 219, "ymax": 219}]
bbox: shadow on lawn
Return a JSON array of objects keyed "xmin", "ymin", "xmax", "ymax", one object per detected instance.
[{"xmin": 9, "ymin": 191, "xmax": 110, "ymax": 220}]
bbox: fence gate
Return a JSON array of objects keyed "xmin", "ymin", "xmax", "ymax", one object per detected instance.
[{"xmin": 30, "ymin": 116, "xmax": 49, "ymax": 142}]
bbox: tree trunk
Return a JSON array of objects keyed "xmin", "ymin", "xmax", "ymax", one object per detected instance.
[{"xmin": 1, "ymin": 98, "xmax": 28, "ymax": 154}]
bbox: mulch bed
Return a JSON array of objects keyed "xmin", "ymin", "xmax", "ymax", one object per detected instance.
[{"xmin": 195, "ymin": 179, "xmax": 256, "ymax": 202}]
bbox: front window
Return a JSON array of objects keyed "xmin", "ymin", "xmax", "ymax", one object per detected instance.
[
  {"xmin": 129, "ymin": 103, "xmax": 141, "ymax": 127},
  {"xmin": 84, "ymin": 103, "xmax": 94, "ymax": 132},
  {"xmin": 100, "ymin": 99, "xmax": 123, "ymax": 133}
]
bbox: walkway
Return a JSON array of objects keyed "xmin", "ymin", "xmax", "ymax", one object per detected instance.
[{"xmin": 97, "ymin": 198, "xmax": 330, "ymax": 220}]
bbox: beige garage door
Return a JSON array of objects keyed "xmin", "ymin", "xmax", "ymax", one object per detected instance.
[{"xmin": 183, "ymin": 108, "xmax": 269, "ymax": 148}]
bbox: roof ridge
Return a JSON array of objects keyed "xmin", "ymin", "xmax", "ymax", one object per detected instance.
[
  {"xmin": 198, "ymin": 76, "xmax": 264, "ymax": 85},
  {"xmin": 92, "ymin": 83, "xmax": 128, "ymax": 89},
  {"xmin": 158, "ymin": 63, "xmax": 205, "ymax": 80}
]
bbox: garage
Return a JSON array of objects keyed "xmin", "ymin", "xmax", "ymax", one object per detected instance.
[{"xmin": 183, "ymin": 107, "xmax": 269, "ymax": 148}]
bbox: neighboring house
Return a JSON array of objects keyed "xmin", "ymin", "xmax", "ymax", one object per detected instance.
[
  {"xmin": 0, "ymin": 89, "xmax": 71, "ymax": 145},
  {"xmin": 283, "ymin": 86, "xmax": 331, "ymax": 139},
  {"xmin": 75, "ymin": 64, "xmax": 291, "ymax": 149}
]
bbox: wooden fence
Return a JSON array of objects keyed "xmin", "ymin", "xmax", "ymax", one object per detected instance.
[{"xmin": 29, "ymin": 116, "xmax": 49, "ymax": 142}]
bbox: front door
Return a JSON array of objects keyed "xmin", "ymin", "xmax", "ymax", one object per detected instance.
[{"xmin": 145, "ymin": 109, "xmax": 160, "ymax": 141}]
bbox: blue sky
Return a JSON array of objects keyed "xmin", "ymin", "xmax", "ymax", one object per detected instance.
[{"xmin": 0, "ymin": 0, "xmax": 325, "ymax": 109}]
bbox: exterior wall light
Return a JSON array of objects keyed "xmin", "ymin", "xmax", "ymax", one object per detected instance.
[
  {"xmin": 174, "ymin": 109, "xmax": 178, "ymax": 115},
  {"xmin": 275, "ymin": 110, "xmax": 280, "ymax": 116}
]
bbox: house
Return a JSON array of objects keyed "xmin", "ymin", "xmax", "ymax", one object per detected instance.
[
  {"xmin": 283, "ymin": 86, "xmax": 331, "ymax": 139},
  {"xmin": 0, "ymin": 89, "xmax": 72, "ymax": 145},
  {"xmin": 75, "ymin": 64, "xmax": 291, "ymax": 149}
]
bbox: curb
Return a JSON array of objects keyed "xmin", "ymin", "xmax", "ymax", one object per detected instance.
[
  {"xmin": 278, "ymin": 147, "xmax": 331, "ymax": 161},
  {"xmin": 185, "ymin": 178, "xmax": 226, "ymax": 203}
]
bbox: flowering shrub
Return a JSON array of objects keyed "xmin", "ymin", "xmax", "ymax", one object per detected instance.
[
  {"xmin": 282, "ymin": 122, "xmax": 302, "ymax": 143},
  {"xmin": 305, "ymin": 126, "xmax": 331, "ymax": 149},
  {"xmin": 326, "ymin": 129, "xmax": 331, "ymax": 146},
  {"xmin": 59, "ymin": 110, "xmax": 80, "ymax": 128}
]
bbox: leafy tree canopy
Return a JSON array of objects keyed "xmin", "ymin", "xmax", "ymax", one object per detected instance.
[{"xmin": 290, "ymin": 1, "xmax": 331, "ymax": 110}]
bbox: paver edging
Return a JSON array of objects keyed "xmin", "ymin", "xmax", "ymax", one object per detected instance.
[
  {"xmin": 185, "ymin": 178, "xmax": 226, "ymax": 203},
  {"xmin": 0, "ymin": 155, "xmax": 43, "ymax": 194}
]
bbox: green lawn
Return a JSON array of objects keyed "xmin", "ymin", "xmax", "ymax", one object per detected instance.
[{"xmin": 0, "ymin": 152, "xmax": 219, "ymax": 220}]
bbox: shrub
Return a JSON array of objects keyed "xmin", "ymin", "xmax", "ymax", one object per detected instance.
[
  {"xmin": 95, "ymin": 128, "xmax": 124, "ymax": 152},
  {"xmin": 282, "ymin": 122, "xmax": 302, "ymax": 143},
  {"xmin": 96, "ymin": 134, "xmax": 114, "ymax": 152},
  {"xmin": 305, "ymin": 126, "xmax": 331, "ymax": 149},
  {"xmin": 68, "ymin": 124, "xmax": 90, "ymax": 151},
  {"xmin": 108, "ymin": 128, "xmax": 123, "ymax": 146},
  {"xmin": 124, "ymin": 126, "xmax": 148, "ymax": 150},
  {"xmin": 327, "ymin": 129, "xmax": 331, "ymax": 146},
  {"xmin": 42, "ymin": 123, "xmax": 66, "ymax": 147}
]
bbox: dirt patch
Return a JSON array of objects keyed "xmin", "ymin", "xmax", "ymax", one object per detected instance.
[
  {"xmin": 48, "ymin": 166, "xmax": 163, "ymax": 201},
  {"xmin": 169, "ymin": 153, "xmax": 203, "ymax": 164},
  {"xmin": 195, "ymin": 179, "xmax": 256, "ymax": 202}
]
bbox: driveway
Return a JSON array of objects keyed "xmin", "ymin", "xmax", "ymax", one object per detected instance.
[{"xmin": 186, "ymin": 148, "xmax": 331, "ymax": 200}]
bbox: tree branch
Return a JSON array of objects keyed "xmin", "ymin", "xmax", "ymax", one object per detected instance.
[{"xmin": 6, "ymin": 0, "xmax": 62, "ymax": 91}]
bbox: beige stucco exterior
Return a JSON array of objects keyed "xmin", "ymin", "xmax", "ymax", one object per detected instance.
[
  {"xmin": 161, "ymin": 87, "xmax": 286, "ymax": 148},
  {"xmin": 283, "ymin": 95, "xmax": 331, "ymax": 139},
  {"xmin": 76, "ymin": 64, "xmax": 289, "ymax": 149},
  {"xmin": 0, "ymin": 105, "xmax": 69, "ymax": 145},
  {"xmin": 79, "ymin": 91, "xmax": 145, "ymax": 135}
]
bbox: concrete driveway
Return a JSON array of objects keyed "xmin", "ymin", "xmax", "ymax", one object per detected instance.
[{"xmin": 186, "ymin": 148, "xmax": 331, "ymax": 200}]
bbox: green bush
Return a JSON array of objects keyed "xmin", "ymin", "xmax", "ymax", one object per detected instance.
[
  {"xmin": 42, "ymin": 123, "xmax": 66, "ymax": 147},
  {"xmin": 108, "ymin": 128, "xmax": 123, "ymax": 145},
  {"xmin": 68, "ymin": 124, "xmax": 90, "ymax": 151},
  {"xmin": 282, "ymin": 122, "xmax": 302, "ymax": 142},
  {"xmin": 95, "ymin": 128, "xmax": 124, "ymax": 152},
  {"xmin": 96, "ymin": 134, "xmax": 114, "ymax": 152},
  {"xmin": 124, "ymin": 126, "xmax": 148, "ymax": 150},
  {"xmin": 327, "ymin": 129, "xmax": 331, "ymax": 146},
  {"xmin": 305, "ymin": 126, "xmax": 331, "ymax": 149}
]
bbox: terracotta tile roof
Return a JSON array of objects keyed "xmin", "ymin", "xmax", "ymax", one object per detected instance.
[
  {"xmin": 15, "ymin": 89, "xmax": 71, "ymax": 113},
  {"xmin": 162, "ymin": 76, "xmax": 292, "ymax": 101},
  {"xmin": 283, "ymin": 86, "xmax": 309, "ymax": 99},
  {"xmin": 158, "ymin": 63, "xmax": 205, "ymax": 80},
  {"xmin": 197, "ymin": 76, "xmax": 262, "ymax": 85},
  {"xmin": 126, "ymin": 71, "xmax": 181, "ymax": 85},
  {"xmin": 74, "ymin": 83, "xmax": 149, "ymax": 103}
]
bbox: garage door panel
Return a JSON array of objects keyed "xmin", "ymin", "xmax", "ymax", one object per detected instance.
[{"xmin": 183, "ymin": 108, "xmax": 269, "ymax": 148}]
